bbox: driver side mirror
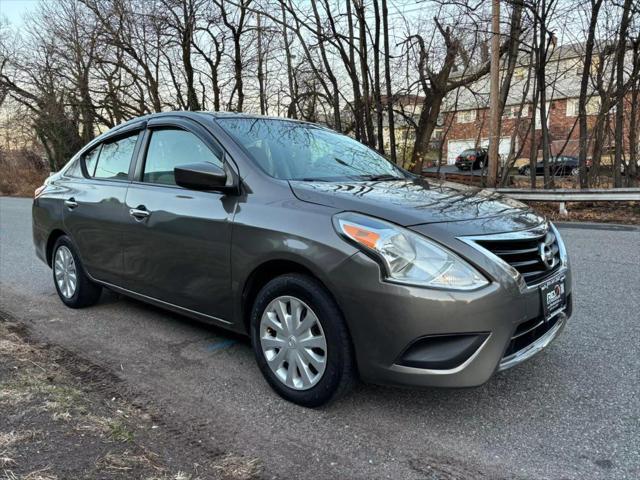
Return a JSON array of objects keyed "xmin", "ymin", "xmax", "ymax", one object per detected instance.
[{"xmin": 174, "ymin": 162, "xmax": 229, "ymax": 191}]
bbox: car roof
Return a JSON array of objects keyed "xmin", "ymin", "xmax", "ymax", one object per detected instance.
[{"xmin": 108, "ymin": 111, "xmax": 321, "ymax": 136}]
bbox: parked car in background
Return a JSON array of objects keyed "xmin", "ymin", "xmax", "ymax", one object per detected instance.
[
  {"xmin": 621, "ymin": 160, "xmax": 640, "ymax": 177},
  {"xmin": 518, "ymin": 155, "xmax": 587, "ymax": 177},
  {"xmin": 32, "ymin": 112, "xmax": 572, "ymax": 407},
  {"xmin": 455, "ymin": 148, "xmax": 487, "ymax": 171}
]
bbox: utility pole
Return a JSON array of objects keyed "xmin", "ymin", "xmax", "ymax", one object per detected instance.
[
  {"xmin": 257, "ymin": 13, "xmax": 267, "ymax": 115},
  {"xmin": 487, "ymin": 0, "xmax": 501, "ymax": 186}
]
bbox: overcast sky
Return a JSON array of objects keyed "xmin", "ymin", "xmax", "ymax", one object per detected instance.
[{"xmin": 1, "ymin": 0, "xmax": 39, "ymax": 27}]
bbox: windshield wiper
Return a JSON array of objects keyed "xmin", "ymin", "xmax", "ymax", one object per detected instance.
[{"xmin": 358, "ymin": 174, "xmax": 401, "ymax": 181}]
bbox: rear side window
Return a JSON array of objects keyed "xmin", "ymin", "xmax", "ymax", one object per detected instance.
[
  {"xmin": 90, "ymin": 134, "xmax": 139, "ymax": 180},
  {"xmin": 83, "ymin": 147, "xmax": 101, "ymax": 177},
  {"xmin": 142, "ymin": 129, "xmax": 223, "ymax": 186}
]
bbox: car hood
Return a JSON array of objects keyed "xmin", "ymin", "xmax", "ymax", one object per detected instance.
[{"xmin": 289, "ymin": 178, "xmax": 542, "ymax": 229}]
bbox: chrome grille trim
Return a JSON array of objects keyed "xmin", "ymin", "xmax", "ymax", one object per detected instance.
[{"xmin": 459, "ymin": 222, "xmax": 568, "ymax": 290}]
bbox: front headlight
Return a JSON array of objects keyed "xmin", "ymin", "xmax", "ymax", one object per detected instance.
[{"xmin": 334, "ymin": 212, "xmax": 488, "ymax": 291}]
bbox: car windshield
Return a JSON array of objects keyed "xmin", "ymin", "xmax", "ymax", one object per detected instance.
[
  {"xmin": 217, "ymin": 118, "xmax": 407, "ymax": 182},
  {"xmin": 460, "ymin": 149, "xmax": 478, "ymax": 156}
]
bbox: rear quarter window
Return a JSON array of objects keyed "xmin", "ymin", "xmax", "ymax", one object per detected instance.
[
  {"xmin": 93, "ymin": 134, "xmax": 139, "ymax": 180},
  {"xmin": 63, "ymin": 158, "xmax": 84, "ymax": 178}
]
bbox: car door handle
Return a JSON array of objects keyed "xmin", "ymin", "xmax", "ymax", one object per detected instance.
[
  {"xmin": 129, "ymin": 207, "xmax": 150, "ymax": 220},
  {"xmin": 64, "ymin": 198, "xmax": 78, "ymax": 209}
]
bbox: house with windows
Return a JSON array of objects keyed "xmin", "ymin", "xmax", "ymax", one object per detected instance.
[{"xmin": 439, "ymin": 43, "xmax": 634, "ymax": 166}]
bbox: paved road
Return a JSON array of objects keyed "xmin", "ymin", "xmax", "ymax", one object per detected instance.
[
  {"xmin": 423, "ymin": 165, "xmax": 480, "ymax": 176},
  {"xmin": 1, "ymin": 196, "xmax": 639, "ymax": 480}
]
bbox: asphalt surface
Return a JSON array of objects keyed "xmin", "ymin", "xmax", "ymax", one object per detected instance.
[
  {"xmin": 1, "ymin": 196, "xmax": 639, "ymax": 480},
  {"xmin": 423, "ymin": 165, "xmax": 481, "ymax": 176}
]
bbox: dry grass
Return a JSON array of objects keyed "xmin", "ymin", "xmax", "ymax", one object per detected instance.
[
  {"xmin": 0, "ymin": 148, "xmax": 49, "ymax": 197},
  {"xmin": 529, "ymin": 201, "xmax": 640, "ymax": 225},
  {"xmin": 2, "ymin": 467, "xmax": 58, "ymax": 480},
  {"xmin": 0, "ymin": 319, "xmax": 262, "ymax": 479},
  {"xmin": 211, "ymin": 454, "xmax": 261, "ymax": 480},
  {"xmin": 0, "ymin": 431, "xmax": 40, "ymax": 450}
]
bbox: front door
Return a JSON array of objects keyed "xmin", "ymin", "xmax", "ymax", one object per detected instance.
[{"xmin": 122, "ymin": 122, "xmax": 237, "ymax": 322}]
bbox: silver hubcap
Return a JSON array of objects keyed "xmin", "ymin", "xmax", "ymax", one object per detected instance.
[
  {"xmin": 260, "ymin": 296, "xmax": 327, "ymax": 390},
  {"xmin": 54, "ymin": 246, "xmax": 77, "ymax": 299}
]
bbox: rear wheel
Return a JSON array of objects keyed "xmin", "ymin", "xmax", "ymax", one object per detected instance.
[
  {"xmin": 250, "ymin": 274, "xmax": 355, "ymax": 407},
  {"xmin": 52, "ymin": 236, "xmax": 102, "ymax": 308}
]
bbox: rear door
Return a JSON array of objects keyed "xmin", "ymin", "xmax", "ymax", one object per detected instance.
[
  {"xmin": 122, "ymin": 117, "xmax": 237, "ymax": 322},
  {"xmin": 63, "ymin": 127, "xmax": 143, "ymax": 284}
]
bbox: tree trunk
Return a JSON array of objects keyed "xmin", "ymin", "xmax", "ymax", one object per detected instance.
[
  {"xmin": 578, "ymin": 0, "xmax": 602, "ymax": 188},
  {"xmin": 281, "ymin": 2, "xmax": 297, "ymax": 119},
  {"xmin": 372, "ymin": 0, "xmax": 384, "ymax": 154},
  {"xmin": 613, "ymin": 0, "xmax": 632, "ymax": 187},
  {"xmin": 537, "ymin": 0, "xmax": 553, "ymax": 189},
  {"xmin": 381, "ymin": 0, "xmax": 396, "ymax": 163}
]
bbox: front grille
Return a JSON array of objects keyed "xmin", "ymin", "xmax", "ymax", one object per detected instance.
[
  {"xmin": 476, "ymin": 228, "xmax": 561, "ymax": 285},
  {"xmin": 503, "ymin": 313, "xmax": 560, "ymax": 359}
]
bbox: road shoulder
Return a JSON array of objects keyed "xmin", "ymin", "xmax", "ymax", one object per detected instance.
[{"xmin": 0, "ymin": 311, "xmax": 262, "ymax": 480}]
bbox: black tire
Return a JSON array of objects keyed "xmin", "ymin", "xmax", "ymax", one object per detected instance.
[
  {"xmin": 52, "ymin": 235, "xmax": 102, "ymax": 308},
  {"xmin": 250, "ymin": 273, "xmax": 355, "ymax": 407}
]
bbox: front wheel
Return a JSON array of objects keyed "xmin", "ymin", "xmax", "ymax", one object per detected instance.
[
  {"xmin": 52, "ymin": 236, "xmax": 102, "ymax": 308},
  {"xmin": 250, "ymin": 274, "xmax": 355, "ymax": 407}
]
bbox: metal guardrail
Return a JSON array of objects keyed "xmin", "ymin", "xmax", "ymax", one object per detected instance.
[
  {"xmin": 491, "ymin": 188, "xmax": 640, "ymax": 201},
  {"xmin": 489, "ymin": 188, "xmax": 640, "ymax": 216}
]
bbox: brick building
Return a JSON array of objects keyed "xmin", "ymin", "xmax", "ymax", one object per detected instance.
[{"xmin": 440, "ymin": 43, "xmax": 636, "ymax": 166}]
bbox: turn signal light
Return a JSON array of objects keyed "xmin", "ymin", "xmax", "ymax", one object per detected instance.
[{"xmin": 342, "ymin": 224, "xmax": 380, "ymax": 249}]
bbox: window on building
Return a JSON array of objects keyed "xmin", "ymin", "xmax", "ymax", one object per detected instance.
[
  {"xmin": 456, "ymin": 110, "xmax": 476, "ymax": 124},
  {"xmin": 502, "ymin": 106, "xmax": 526, "ymax": 120},
  {"xmin": 586, "ymin": 97, "xmax": 600, "ymax": 115},
  {"xmin": 566, "ymin": 99, "xmax": 579, "ymax": 117},
  {"xmin": 567, "ymin": 97, "xmax": 601, "ymax": 117},
  {"xmin": 535, "ymin": 102, "xmax": 552, "ymax": 130}
]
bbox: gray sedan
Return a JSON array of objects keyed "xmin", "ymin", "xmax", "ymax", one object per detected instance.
[{"xmin": 32, "ymin": 112, "xmax": 572, "ymax": 407}]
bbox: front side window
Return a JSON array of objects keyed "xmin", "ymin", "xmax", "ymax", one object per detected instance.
[
  {"xmin": 91, "ymin": 134, "xmax": 139, "ymax": 180},
  {"xmin": 218, "ymin": 118, "xmax": 406, "ymax": 182},
  {"xmin": 142, "ymin": 129, "xmax": 223, "ymax": 186}
]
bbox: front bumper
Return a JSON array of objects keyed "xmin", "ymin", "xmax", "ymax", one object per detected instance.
[{"xmin": 330, "ymin": 242, "xmax": 572, "ymax": 388}]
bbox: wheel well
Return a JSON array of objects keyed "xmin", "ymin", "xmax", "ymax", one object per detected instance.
[
  {"xmin": 46, "ymin": 229, "xmax": 66, "ymax": 267},
  {"xmin": 241, "ymin": 260, "xmax": 317, "ymax": 333}
]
